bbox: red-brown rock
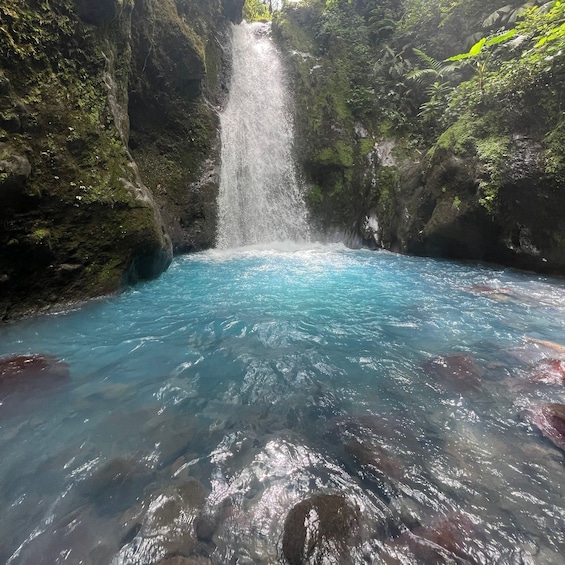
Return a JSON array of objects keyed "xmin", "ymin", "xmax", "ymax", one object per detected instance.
[
  {"xmin": 524, "ymin": 403, "xmax": 565, "ymax": 452},
  {"xmin": 0, "ymin": 354, "xmax": 70, "ymax": 408},
  {"xmin": 0, "ymin": 353, "xmax": 69, "ymax": 385},
  {"xmin": 532, "ymin": 359, "xmax": 565, "ymax": 386}
]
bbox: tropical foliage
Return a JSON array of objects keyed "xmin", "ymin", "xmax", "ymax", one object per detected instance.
[
  {"xmin": 243, "ymin": 0, "xmax": 271, "ymax": 21},
  {"xmin": 276, "ymin": 0, "xmax": 564, "ymax": 140}
]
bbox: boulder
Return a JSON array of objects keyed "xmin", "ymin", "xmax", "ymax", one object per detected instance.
[
  {"xmin": 116, "ymin": 481, "xmax": 207, "ymax": 563},
  {"xmin": 0, "ymin": 353, "xmax": 69, "ymax": 393},
  {"xmin": 282, "ymin": 494, "xmax": 359, "ymax": 565}
]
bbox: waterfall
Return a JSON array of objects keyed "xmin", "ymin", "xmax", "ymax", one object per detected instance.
[{"xmin": 216, "ymin": 22, "xmax": 310, "ymax": 248}]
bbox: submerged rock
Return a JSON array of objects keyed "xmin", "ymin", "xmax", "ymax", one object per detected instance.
[
  {"xmin": 157, "ymin": 557, "xmax": 212, "ymax": 565},
  {"xmin": 465, "ymin": 285, "xmax": 515, "ymax": 302},
  {"xmin": 327, "ymin": 414, "xmax": 418, "ymax": 503},
  {"xmin": 531, "ymin": 359, "xmax": 565, "ymax": 386},
  {"xmin": 383, "ymin": 514, "xmax": 480, "ymax": 564},
  {"xmin": 0, "ymin": 354, "xmax": 70, "ymax": 413},
  {"xmin": 80, "ymin": 455, "xmax": 155, "ymax": 515},
  {"xmin": 345, "ymin": 438, "xmax": 404, "ymax": 481},
  {"xmin": 281, "ymin": 493, "xmax": 359, "ymax": 565},
  {"xmin": 411, "ymin": 516, "xmax": 479, "ymax": 564},
  {"xmin": 525, "ymin": 336, "xmax": 565, "ymax": 355},
  {"xmin": 116, "ymin": 480, "xmax": 207, "ymax": 564},
  {"xmin": 523, "ymin": 403, "xmax": 565, "ymax": 452},
  {"xmin": 422, "ymin": 353, "xmax": 483, "ymax": 393},
  {"xmin": 0, "ymin": 353, "xmax": 69, "ymax": 386}
]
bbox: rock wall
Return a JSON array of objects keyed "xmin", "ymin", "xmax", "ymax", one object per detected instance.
[
  {"xmin": 274, "ymin": 3, "xmax": 565, "ymax": 277},
  {"xmin": 381, "ymin": 125, "xmax": 565, "ymax": 275},
  {"xmin": 272, "ymin": 7, "xmax": 381, "ymax": 248},
  {"xmin": 0, "ymin": 0, "xmax": 242, "ymax": 320},
  {"xmin": 367, "ymin": 58, "xmax": 565, "ymax": 275}
]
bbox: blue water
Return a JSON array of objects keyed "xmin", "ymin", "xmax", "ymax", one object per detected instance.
[{"xmin": 1, "ymin": 245, "xmax": 565, "ymax": 564}]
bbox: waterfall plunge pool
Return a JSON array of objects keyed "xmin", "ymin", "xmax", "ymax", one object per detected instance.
[{"xmin": 1, "ymin": 244, "xmax": 565, "ymax": 563}]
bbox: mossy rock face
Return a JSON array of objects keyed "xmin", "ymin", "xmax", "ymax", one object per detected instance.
[
  {"xmin": 272, "ymin": 8, "xmax": 380, "ymax": 242},
  {"xmin": 75, "ymin": 0, "xmax": 120, "ymax": 26},
  {"xmin": 128, "ymin": 0, "xmax": 235, "ymax": 253},
  {"xmin": 399, "ymin": 118, "xmax": 565, "ymax": 274},
  {"xmin": 0, "ymin": 0, "xmax": 242, "ymax": 320},
  {"xmin": 0, "ymin": 0, "xmax": 173, "ymax": 319}
]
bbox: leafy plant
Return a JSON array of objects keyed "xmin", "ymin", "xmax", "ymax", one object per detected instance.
[
  {"xmin": 483, "ymin": 1, "xmax": 553, "ymax": 28},
  {"xmin": 406, "ymin": 48, "xmax": 461, "ymax": 86},
  {"xmin": 446, "ymin": 29, "xmax": 517, "ymax": 90},
  {"xmin": 243, "ymin": 0, "xmax": 270, "ymax": 22},
  {"xmin": 418, "ymin": 81, "xmax": 453, "ymax": 127}
]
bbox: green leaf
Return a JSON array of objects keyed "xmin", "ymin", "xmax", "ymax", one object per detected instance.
[
  {"xmin": 446, "ymin": 52, "xmax": 474, "ymax": 61},
  {"xmin": 485, "ymin": 29, "xmax": 516, "ymax": 46},
  {"xmin": 469, "ymin": 37, "xmax": 487, "ymax": 56}
]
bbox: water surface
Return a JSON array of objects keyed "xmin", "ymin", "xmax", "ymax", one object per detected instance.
[{"xmin": 1, "ymin": 245, "xmax": 565, "ymax": 563}]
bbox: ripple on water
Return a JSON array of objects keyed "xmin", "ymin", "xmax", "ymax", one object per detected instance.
[{"xmin": 1, "ymin": 246, "xmax": 565, "ymax": 563}]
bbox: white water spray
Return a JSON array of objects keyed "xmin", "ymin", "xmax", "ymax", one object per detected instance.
[{"xmin": 216, "ymin": 22, "xmax": 310, "ymax": 248}]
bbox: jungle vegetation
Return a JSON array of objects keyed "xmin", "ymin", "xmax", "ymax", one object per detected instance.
[{"xmin": 268, "ymin": 0, "xmax": 564, "ymax": 141}]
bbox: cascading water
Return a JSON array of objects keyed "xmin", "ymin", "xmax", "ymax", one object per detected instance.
[{"xmin": 216, "ymin": 22, "xmax": 310, "ymax": 248}]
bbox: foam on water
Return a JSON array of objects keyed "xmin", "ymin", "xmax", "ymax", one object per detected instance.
[{"xmin": 1, "ymin": 247, "xmax": 565, "ymax": 563}]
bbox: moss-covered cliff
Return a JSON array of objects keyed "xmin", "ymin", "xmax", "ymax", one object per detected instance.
[
  {"xmin": 0, "ymin": 0, "xmax": 242, "ymax": 320},
  {"xmin": 274, "ymin": 0, "xmax": 565, "ymax": 275},
  {"xmin": 273, "ymin": 2, "xmax": 383, "ymax": 246}
]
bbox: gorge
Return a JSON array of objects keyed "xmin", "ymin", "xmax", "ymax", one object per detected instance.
[{"xmin": 1, "ymin": 1, "xmax": 565, "ymax": 564}]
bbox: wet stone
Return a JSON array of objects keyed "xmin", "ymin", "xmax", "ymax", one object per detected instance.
[
  {"xmin": 0, "ymin": 353, "xmax": 70, "ymax": 416},
  {"xmin": 0, "ymin": 73, "xmax": 10, "ymax": 96},
  {"xmin": 422, "ymin": 353, "xmax": 483, "ymax": 393},
  {"xmin": 384, "ymin": 514, "xmax": 480, "ymax": 564},
  {"xmin": 195, "ymin": 514, "xmax": 217, "ymax": 543},
  {"xmin": 158, "ymin": 556, "xmax": 212, "ymax": 565},
  {"xmin": 0, "ymin": 353, "xmax": 70, "ymax": 389},
  {"xmin": 282, "ymin": 493, "xmax": 360, "ymax": 565},
  {"xmin": 466, "ymin": 285, "xmax": 515, "ymax": 302},
  {"xmin": 117, "ymin": 481, "xmax": 208, "ymax": 563},
  {"xmin": 143, "ymin": 413, "xmax": 200, "ymax": 467},
  {"xmin": 408, "ymin": 514, "xmax": 480, "ymax": 564},
  {"xmin": 524, "ymin": 403, "xmax": 565, "ymax": 452},
  {"xmin": 345, "ymin": 438, "xmax": 404, "ymax": 480},
  {"xmin": 80, "ymin": 455, "xmax": 154, "ymax": 515}
]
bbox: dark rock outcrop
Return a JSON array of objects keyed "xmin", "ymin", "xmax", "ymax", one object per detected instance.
[
  {"xmin": 282, "ymin": 493, "xmax": 359, "ymax": 565},
  {"xmin": 380, "ymin": 133, "xmax": 565, "ymax": 275}
]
